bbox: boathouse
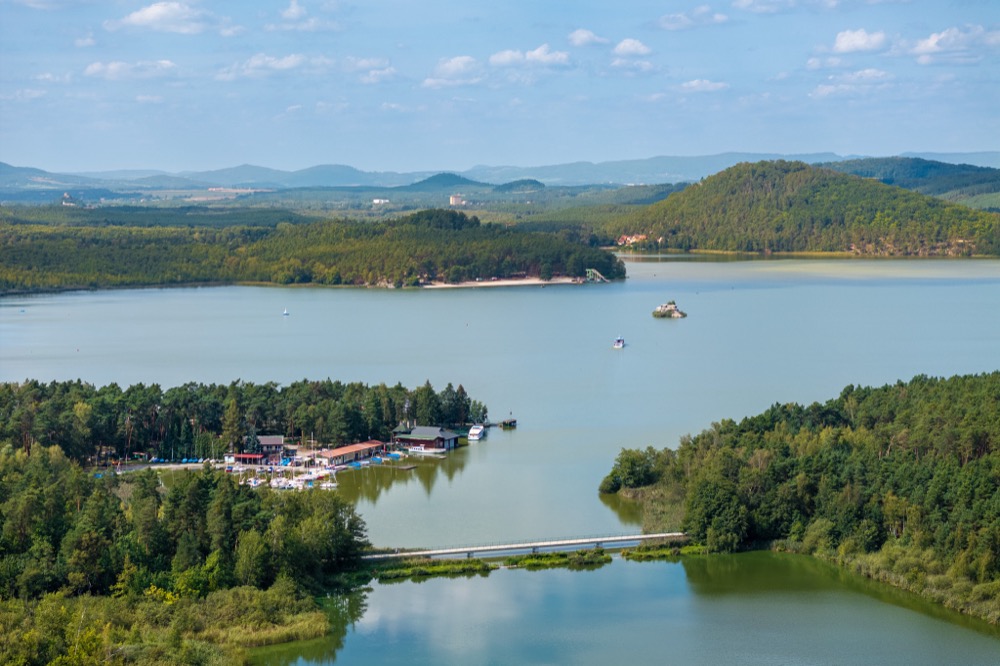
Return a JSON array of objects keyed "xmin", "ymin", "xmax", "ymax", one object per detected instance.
[
  {"xmin": 392, "ymin": 425, "xmax": 460, "ymax": 451},
  {"xmin": 315, "ymin": 440, "xmax": 385, "ymax": 466},
  {"xmin": 258, "ymin": 435, "xmax": 286, "ymax": 464}
]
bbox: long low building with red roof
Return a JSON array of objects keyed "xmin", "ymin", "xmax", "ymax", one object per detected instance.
[{"xmin": 315, "ymin": 440, "xmax": 386, "ymax": 466}]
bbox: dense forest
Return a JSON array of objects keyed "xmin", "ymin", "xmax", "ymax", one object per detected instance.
[
  {"xmin": 0, "ymin": 374, "xmax": 487, "ymax": 663},
  {"xmin": 0, "ymin": 208, "xmax": 625, "ymax": 293},
  {"xmin": 819, "ymin": 157, "xmax": 1000, "ymax": 209},
  {"xmin": 0, "ymin": 447, "xmax": 369, "ymax": 664},
  {"xmin": 604, "ymin": 161, "xmax": 1000, "ymax": 255},
  {"xmin": 0, "ymin": 378, "xmax": 486, "ymax": 466},
  {"xmin": 601, "ymin": 372, "xmax": 1000, "ymax": 622}
]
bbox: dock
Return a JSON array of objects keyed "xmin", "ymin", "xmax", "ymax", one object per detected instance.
[{"xmin": 362, "ymin": 532, "xmax": 687, "ymax": 560}]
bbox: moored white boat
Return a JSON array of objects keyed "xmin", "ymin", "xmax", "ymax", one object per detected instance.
[
  {"xmin": 407, "ymin": 444, "xmax": 447, "ymax": 454},
  {"xmin": 468, "ymin": 424, "xmax": 485, "ymax": 440}
]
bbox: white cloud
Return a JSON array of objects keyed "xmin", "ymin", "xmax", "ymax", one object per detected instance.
[
  {"xmin": 215, "ymin": 53, "xmax": 332, "ymax": 80},
  {"xmin": 489, "ymin": 44, "xmax": 569, "ymax": 67},
  {"xmin": 104, "ymin": 2, "xmax": 209, "ymax": 34},
  {"xmin": 266, "ymin": 16, "xmax": 340, "ymax": 32},
  {"xmin": 84, "ymin": 60, "xmax": 177, "ymax": 80},
  {"xmin": 35, "ymin": 72, "xmax": 71, "ymax": 84},
  {"xmin": 680, "ymin": 79, "xmax": 730, "ymax": 91},
  {"xmin": 75, "ymin": 34, "xmax": 96, "ymax": 48},
  {"xmin": 9, "ymin": 0, "xmax": 57, "ymax": 8},
  {"xmin": 267, "ymin": 0, "xmax": 340, "ymax": 32},
  {"xmin": 731, "ymin": 0, "xmax": 795, "ymax": 13},
  {"xmin": 833, "ymin": 28, "xmax": 887, "ymax": 53},
  {"xmin": 568, "ymin": 28, "xmax": 608, "ymax": 46},
  {"xmin": 660, "ymin": 5, "xmax": 728, "ymax": 31},
  {"xmin": 422, "ymin": 56, "xmax": 483, "ymax": 88},
  {"xmin": 282, "ymin": 0, "xmax": 306, "ymax": 20},
  {"xmin": 344, "ymin": 57, "xmax": 396, "ymax": 83},
  {"xmin": 614, "ymin": 39, "xmax": 651, "ymax": 56},
  {"xmin": 435, "ymin": 56, "xmax": 478, "ymax": 78},
  {"xmin": 807, "ymin": 56, "xmax": 844, "ymax": 69},
  {"xmin": 911, "ymin": 24, "xmax": 1000, "ymax": 64},
  {"xmin": 839, "ymin": 68, "xmax": 890, "ymax": 82},
  {"xmin": 344, "ymin": 56, "xmax": 390, "ymax": 71},
  {"xmin": 810, "ymin": 67, "xmax": 892, "ymax": 97},
  {"xmin": 360, "ymin": 67, "xmax": 396, "ymax": 84},
  {"xmin": 611, "ymin": 58, "xmax": 654, "ymax": 73},
  {"xmin": 1, "ymin": 89, "xmax": 47, "ymax": 102}
]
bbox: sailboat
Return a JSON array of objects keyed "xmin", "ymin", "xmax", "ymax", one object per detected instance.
[{"xmin": 283, "ymin": 308, "xmax": 289, "ymax": 316}]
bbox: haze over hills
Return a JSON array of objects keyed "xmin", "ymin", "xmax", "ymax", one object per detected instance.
[{"xmin": 4, "ymin": 152, "xmax": 999, "ymax": 192}]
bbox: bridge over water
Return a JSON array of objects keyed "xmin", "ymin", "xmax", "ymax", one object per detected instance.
[{"xmin": 362, "ymin": 532, "xmax": 687, "ymax": 561}]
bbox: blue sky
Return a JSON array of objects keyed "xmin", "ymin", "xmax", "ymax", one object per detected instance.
[{"xmin": 1, "ymin": 0, "xmax": 998, "ymax": 173}]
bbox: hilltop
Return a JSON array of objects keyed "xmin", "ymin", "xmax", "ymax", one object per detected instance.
[
  {"xmin": 610, "ymin": 161, "xmax": 1000, "ymax": 256},
  {"xmin": 819, "ymin": 157, "xmax": 1000, "ymax": 211}
]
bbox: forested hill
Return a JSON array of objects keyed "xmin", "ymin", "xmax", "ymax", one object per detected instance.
[
  {"xmin": 0, "ymin": 208, "xmax": 625, "ymax": 293},
  {"xmin": 608, "ymin": 161, "xmax": 1000, "ymax": 256},
  {"xmin": 818, "ymin": 157, "xmax": 1000, "ymax": 209},
  {"xmin": 601, "ymin": 371, "xmax": 1000, "ymax": 622}
]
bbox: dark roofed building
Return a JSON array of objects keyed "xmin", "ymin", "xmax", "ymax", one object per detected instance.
[{"xmin": 392, "ymin": 425, "xmax": 460, "ymax": 451}]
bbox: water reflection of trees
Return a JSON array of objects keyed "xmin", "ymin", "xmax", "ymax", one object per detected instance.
[
  {"xmin": 335, "ymin": 451, "xmax": 469, "ymax": 503},
  {"xmin": 597, "ymin": 491, "xmax": 643, "ymax": 527},
  {"xmin": 251, "ymin": 588, "xmax": 368, "ymax": 666},
  {"xmin": 681, "ymin": 551, "xmax": 837, "ymax": 596}
]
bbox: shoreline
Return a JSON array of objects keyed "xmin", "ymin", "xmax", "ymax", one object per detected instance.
[{"xmin": 422, "ymin": 276, "xmax": 580, "ymax": 289}]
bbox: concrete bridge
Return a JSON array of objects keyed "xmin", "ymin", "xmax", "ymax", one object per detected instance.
[{"xmin": 362, "ymin": 532, "xmax": 687, "ymax": 561}]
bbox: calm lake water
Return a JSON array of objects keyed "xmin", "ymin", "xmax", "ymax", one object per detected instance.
[{"xmin": 2, "ymin": 256, "xmax": 1000, "ymax": 662}]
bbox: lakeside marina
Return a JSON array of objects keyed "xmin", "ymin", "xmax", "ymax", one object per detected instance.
[{"xmin": 3, "ymin": 256, "xmax": 1000, "ymax": 663}]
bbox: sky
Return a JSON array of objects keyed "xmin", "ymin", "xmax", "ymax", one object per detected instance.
[{"xmin": 1, "ymin": 0, "xmax": 998, "ymax": 173}]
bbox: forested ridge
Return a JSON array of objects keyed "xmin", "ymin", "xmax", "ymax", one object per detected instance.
[
  {"xmin": 0, "ymin": 448, "xmax": 368, "ymax": 664},
  {"xmin": 0, "ymin": 378, "xmax": 486, "ymax": 465},
  {"xmin": 0, "ymin": 208, "xmax": 625, "ymax": 294},
  {"xmin": 819, "ymin": 157, "xmax": 1000, "ymax": 207},
  {"xmin": 601, "ymin": 372, "xmax": 1000, "ymax": 622},
  {"xmin": 605, "ymin": 161, "xmax": 1000, "ymax": 255},
  {"xmin": 0, "ymin": 375, "xmax": 487, "ymax": 663}
]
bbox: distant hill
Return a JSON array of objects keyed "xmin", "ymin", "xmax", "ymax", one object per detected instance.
[
  {"xmin": 3, "ymin": 152, "xmax": 998, "ymax": 195},
  {"xmin": 901, "ymin": 151, "xmax": 1000, "ymax": 169},
  {"xmin": 494, "ymin": 179, "xmax": 545, "ymax": 193},
  {"xmin": 463, "ymin": 152, "xmax": 850, "ymax": 186},
  {"xmin": 398, "ymin": 173, "xmax": 486, "ymax": 191},
  {"xmin": 819, "ymin": 157, "xmax": 1000, "ymax": 210},
  {"xmin": 0, "ymin": 162, "xmax": 102, "ymax": 189},
  {"xmin": 615, "ymin": 161, "xmax": 1000, "ymax": 256}
]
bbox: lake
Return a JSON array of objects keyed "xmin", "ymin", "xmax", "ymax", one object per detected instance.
[{"xmin": 2, "ymin": 256, "xmax": 999, "ymax": 661}]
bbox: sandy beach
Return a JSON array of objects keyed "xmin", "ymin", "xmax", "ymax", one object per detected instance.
[{"xmin": 422, "ymin": 276, "xmax": 580, "ymax": 289}]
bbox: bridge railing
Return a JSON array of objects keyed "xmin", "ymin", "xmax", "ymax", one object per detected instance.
[{"xmin": 362, "ymin": 532, "xmax": 687, "ymax": 560}]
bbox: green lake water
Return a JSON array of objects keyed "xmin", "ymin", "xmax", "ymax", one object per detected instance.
[{"xmin": 2, "ymin": 256, "xmax": 999, "ymax": 662}]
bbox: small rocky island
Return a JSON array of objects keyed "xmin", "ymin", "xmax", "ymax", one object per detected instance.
[{"xmin": 652, "ymin": 300, "xmax": 687, "ymax": 319}]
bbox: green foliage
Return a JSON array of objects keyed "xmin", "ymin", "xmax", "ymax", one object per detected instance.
[
  {"xmin": 599, "ymin": 446, "xmax": 663, "ymax": 493},
  {"xmin": 0, "ymin": 377, "xmax": 485, "ymax": 465},
  {"xmin": 0, "ymin": 445, "xmax": 371, "ymax": 602},
  {"xmin": 0, "ymin": 207, "xmax": 625, "ymax": 293},
  {"xmin": 606, "ymin": 161, "xmax": 1000, "ymax": 256},
  {"xmin": 819, "ymin": 157, "xmax": 1000, "ymax": 206},
  {"xmin": 606, "ymin": 372, "xmax": 1000, "ymax": 621},
  {"xmin": 503, "ymin": 548, "xmax": 612, "ymax": 570},
  {"xmin": 371, "ymin": 557, "xmax": 496, "ymax": 581}
]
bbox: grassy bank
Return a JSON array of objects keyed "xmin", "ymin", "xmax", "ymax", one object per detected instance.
[{"xmin": 0, "ymin": 577, "xmax": 329, "ymax": 666}]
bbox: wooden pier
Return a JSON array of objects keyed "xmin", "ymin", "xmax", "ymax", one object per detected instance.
[{"xmin": 362, "ymin": 532, "xmax": 687, "ymax": 560}]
